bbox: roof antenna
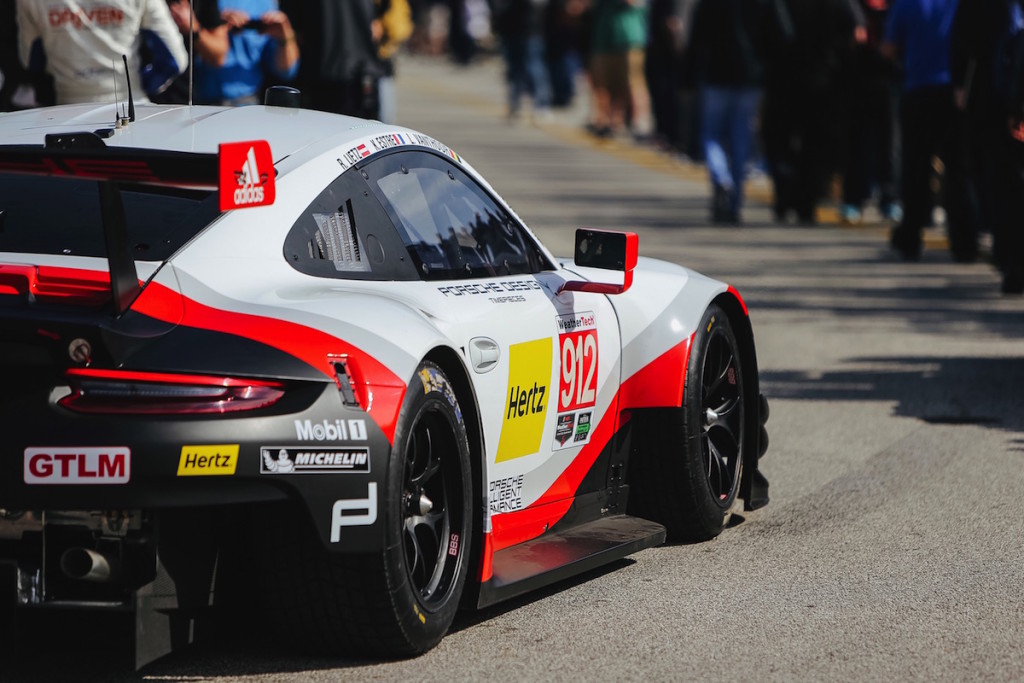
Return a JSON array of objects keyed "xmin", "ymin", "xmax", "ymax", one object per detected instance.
[
  {"xmin": 122, "ymin": 55, "xmax": 136, "ymax": 123},
  {"xmin": 188, "ymin": 3, "xmax": 195, "ymax": 106},
  {"xmin": 113, "ymin": 58, "xmax": 120, "ymax": 125}
]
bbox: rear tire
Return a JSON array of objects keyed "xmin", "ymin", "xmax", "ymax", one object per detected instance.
[
  {"xmin": 255, "ymin": 361, "xmax": 473, "ymax": 657},
  {"xmin": 628, "ymin": 303, "xmax": 747, "ymax": 542}
]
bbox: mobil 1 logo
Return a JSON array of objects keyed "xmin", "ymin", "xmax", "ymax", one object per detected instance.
[{"xmin": 294, "ymin": 418, "xmax": 367, "ymax": 441}]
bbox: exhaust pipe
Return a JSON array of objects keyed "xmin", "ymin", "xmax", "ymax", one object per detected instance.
[{"xmin": 60, "ymin": 547, "xmax": 119, "ymax": 583}]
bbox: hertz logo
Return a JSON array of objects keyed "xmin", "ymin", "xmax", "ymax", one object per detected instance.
[
  {"xmin": 506, "ymin": 382, "xmax": 546, "ymax": 419},
  {"xmin": 496, "ymin": 339, "xmax": 552, "ymax": 463},
  {"xmin": 178, "ymin": 445, "xmax": 239, "ymax": 476}
]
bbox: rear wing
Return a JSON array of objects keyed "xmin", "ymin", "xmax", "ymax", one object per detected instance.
[{"xmin": 0, "ymin": 133, "xmax": 274, "ymax": 313}]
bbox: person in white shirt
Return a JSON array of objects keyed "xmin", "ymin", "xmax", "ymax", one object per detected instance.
[{"xmin": 16, "ymin": 0, "xmax": 188, "ymax": 105}]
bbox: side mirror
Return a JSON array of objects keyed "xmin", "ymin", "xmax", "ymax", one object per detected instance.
[{"xmin": 559, "ymin": 228, "xmax": 638, "ymax": 295}]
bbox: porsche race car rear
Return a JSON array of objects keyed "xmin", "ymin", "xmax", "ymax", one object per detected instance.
[{"xmin": 0, "ymin": 141, "xmax": 393, "ymax": 667}]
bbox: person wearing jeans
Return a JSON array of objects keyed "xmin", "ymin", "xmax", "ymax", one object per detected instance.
[
  {"xmin": 700, "ymin": 85, "xmax": 760, "ymax": 222},
  {"xmin": 688, "ymin": 0, "xmax": 788, "ymax": 223}
]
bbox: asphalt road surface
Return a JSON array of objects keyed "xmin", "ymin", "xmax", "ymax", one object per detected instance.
[{"xmin": 12, "ymin": 57, "xmax": 1024, "ymax": 682}]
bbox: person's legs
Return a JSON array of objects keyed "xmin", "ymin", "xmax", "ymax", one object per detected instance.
[
  {"xmin": 987, "ymin": 123, "xmax": 1024, "ymax": 292},
  {"xmin": 604, "ymin": 51, "xmax": 630, "ymax": 132},
  {"xmin": 761, "ymin": 83, "xmax": 798, "ymax": 221},
  {"xmin": 503, "ymin": 36, "xmax": 529, "ymax": 119},
  {"xmin": 892, "ymin": 89, "xmax": 932, "ymax": 259},
  {"xmin": 702, "ymin": 86, "xmax": 732, "ymax": 187},
  {"xmin": 727, "ymin": 87, "xmax": 761, "ymax": 218},
  {"xmin": 702, "ymin": 86, "xmax": 735, "ymax": 221},
  {"xmin": 524, "ymin": 34, "xmax": 552, "ymax": 113},
  {"xmin": 939, "ymin": 92, "xmax": 978, "ymax": 262},
  {"xmin": 625, "ymin": 48, "xmax": 652, "ymax": 136},
  {"xmin": 589, "ymin": 53, "xmax": 613, "ymax": 134}
]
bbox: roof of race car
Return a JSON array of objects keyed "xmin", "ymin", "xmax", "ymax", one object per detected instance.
[{"xmin": 0, "ymin": 103, "xmax": 392, "ymax": 161}]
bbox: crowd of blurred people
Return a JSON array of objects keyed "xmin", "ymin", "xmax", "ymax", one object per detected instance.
[
  {"xmin": 1, "ymin": 0, "xmax": 1022, "ymax": 293},
  {"xmin": 489, "ymin": 0, "xmax": 1024, "ymax": 294}
]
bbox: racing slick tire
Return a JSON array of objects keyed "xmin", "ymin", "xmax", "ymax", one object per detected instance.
[
  {"xmin": 629, "ymin": 303, "xmax": 747, "ymax": 542},
  {"xmin": 254, "ymin": 361, "xmax": 474, "ymax": 657}
]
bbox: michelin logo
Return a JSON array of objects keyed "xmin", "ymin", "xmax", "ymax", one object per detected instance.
[
  {"xmin": 295, "ymin": 419, "xmax": 368, "ymax": 441},
  {"xmin": 261, "ymin": 447, "xmax": 370, "ymax": 474}
]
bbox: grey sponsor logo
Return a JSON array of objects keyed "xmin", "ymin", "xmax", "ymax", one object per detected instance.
[{"xmin": 331, "ymin": 483, "xmax": 378, "ymax": 541}]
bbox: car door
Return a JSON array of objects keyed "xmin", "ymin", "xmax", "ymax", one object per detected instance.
[{"xmin": 360, "ymin": 150, "xmax": 622, "ymax": 525}]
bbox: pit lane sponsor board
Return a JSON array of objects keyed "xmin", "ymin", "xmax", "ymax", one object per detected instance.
[
  {"xmin": 260, "ymin": 447, "xmax": 370, "ymax": 474},
  {"xmin": 24, "ymin": 447, "xmax": 130, "ymax": 484}
]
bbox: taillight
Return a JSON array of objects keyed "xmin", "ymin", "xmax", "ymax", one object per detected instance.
[{"xmin": 59, "ymin": 368, "xmax": 285, "ymax": 414}]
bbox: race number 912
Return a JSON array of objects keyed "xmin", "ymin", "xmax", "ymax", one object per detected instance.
[{"xmin": 559, "ymin": 330, "xmax": 597, "ymax": 411}]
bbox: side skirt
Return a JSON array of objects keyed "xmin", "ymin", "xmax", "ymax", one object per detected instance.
[{"xmin": 477, "ymin": 514, "xmax": 665, "ymax": 608}]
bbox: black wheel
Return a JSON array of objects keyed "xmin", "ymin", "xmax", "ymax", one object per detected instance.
[
  {"xmin": 251, "ymin": 361, "xmax": 473, "ymax": 657},
  {"xmin": 383, "ymin": 361, "xmax": 474, "ymax": 651},
  {"xmin": 628, "ymin": 303, "xmax": 746, "ymax": 541}
]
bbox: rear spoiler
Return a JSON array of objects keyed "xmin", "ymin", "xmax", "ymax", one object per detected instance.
[{"xmin": 0, "ymin": 133, "xmax": 274, "ymax": 314}]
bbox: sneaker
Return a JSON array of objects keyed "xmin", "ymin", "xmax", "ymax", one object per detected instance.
[
  {"xmin": 840, "ymin": 204, "xmax": 862, "ymax": 224},
  {"xmin": 531, "ymin": 109, "xmax": 554, "ymax": 126},
  {"xmin": 880, "ymin": 202, "xmax": 903, "ymax": 223},
  {"xmin": 712, "ymin": 185, "xmax": 734, "ymax": 223}
]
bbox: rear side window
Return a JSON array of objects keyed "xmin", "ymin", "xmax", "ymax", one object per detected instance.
[
  {"xmin": 364, "ymin": 151, "xmax": 553, "ymax": 280},
  {"xmin": 0, "ymin": 174, "xmax": 219, "ymax": 261},
  {"xmin": 283, "ymin": 166, "xmax": 418, "ymax": 281}
]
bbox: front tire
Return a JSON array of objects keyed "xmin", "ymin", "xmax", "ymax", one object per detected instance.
[{"xmin": 629, "ymin": 303, "xmax": 747, "ymax": 541}]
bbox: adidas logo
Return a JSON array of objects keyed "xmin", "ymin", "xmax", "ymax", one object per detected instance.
[{"xmin": 233, "ymin": 146, "xmax": 267, "ymax": 206}]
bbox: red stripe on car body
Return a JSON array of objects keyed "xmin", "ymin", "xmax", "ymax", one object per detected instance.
[{"xmin": 133, "ymin": 281, "xmax": 407, "ymax": 444}]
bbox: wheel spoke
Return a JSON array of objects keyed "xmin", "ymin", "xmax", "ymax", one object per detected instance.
[
  {"xmin": 706, "ymin": 438, "xmax": 736, "ymax": 500},
  {"xmin": 401, "ymin": 405, "xmax": 465, "ymax": 602},
  {"xmin": 409, "ymin": 427, "xmax": 438, "ymax": 488},
  {"xmin": 404, "ymin": 517, "xmax": 425, "ymax": 581},
  {"xmin": 706, "ymin": 351, "xmax": 736, "ymax": 407},
  {"xmin": 714, "ymin": 395, "xmax": 742, "ymax": 433},
  {"xmin": 699, "ymin": 328, "xmax": 744, "ymax": 505}
]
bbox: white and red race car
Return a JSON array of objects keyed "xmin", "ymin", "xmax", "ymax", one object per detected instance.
[{"xmin": 0, "ymin": 95, "xmax": 768, "ymax": 667}]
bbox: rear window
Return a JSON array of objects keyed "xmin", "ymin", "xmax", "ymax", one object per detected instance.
[{"xmin": 0, "ymin": 174, "xmax": 220, "ymax": 261}]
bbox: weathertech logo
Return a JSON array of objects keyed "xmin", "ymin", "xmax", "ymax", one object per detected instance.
[{"xmin": 219, "ymin": 140, "xmax": 275, "ymax": 210}]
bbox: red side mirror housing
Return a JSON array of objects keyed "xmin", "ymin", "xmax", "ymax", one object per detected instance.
[{"xmin": 559, "ymin": 229, "xmax": 638, "ymax": 295}]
